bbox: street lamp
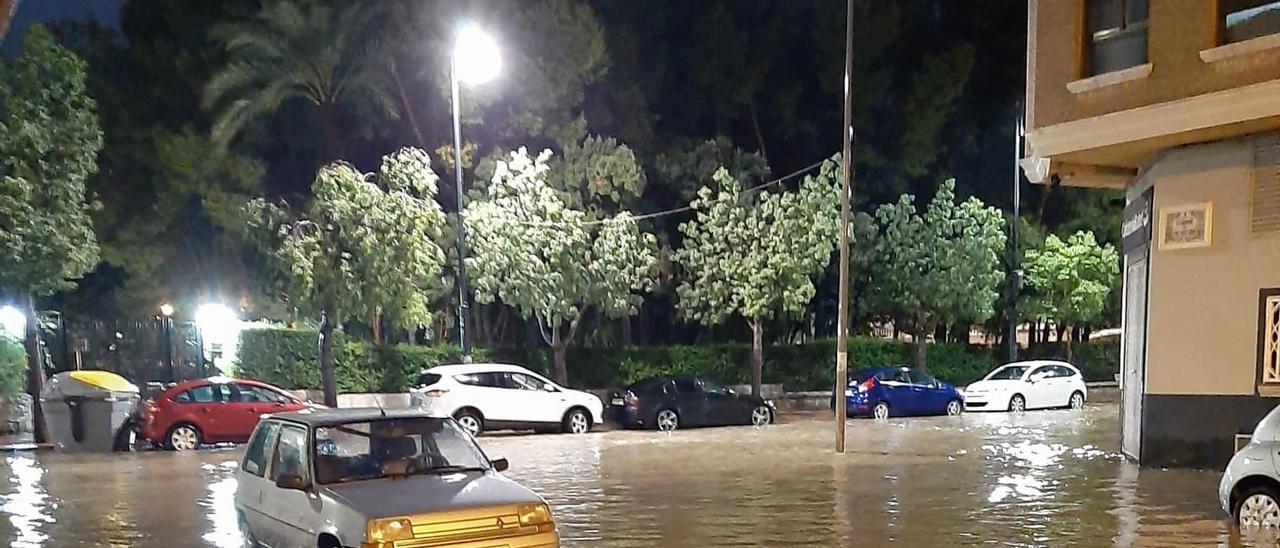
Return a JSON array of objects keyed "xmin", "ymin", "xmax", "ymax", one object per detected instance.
[
  {"xmin": 160, "ymin": 303, "xmax": 175, "ymax": 383},
  {"xmin": 450, "ymin": 22, "xmax": 500, "ymax": 362},
  {"xmin": 194, "ymin": 303, "xmax": 236, "ymax": 377}
]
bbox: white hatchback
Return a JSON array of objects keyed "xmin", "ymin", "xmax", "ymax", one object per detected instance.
[
  {"xmin": 962, "ymin": 360, "xmax": 1087, "ymax": 412},
  {"xmin": 410, "ymin": 363, "xmax": 605, "ymax": 436}
]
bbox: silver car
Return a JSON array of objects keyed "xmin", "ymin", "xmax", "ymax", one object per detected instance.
[
  {"xmin": 1220, "ymin": 404, "xmax": 1280, "ymax": 534},
  {"xmin": 234, "ymin": 408, "xmax": 559, "ymax": 548}
]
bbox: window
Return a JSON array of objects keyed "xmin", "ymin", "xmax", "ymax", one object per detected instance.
[
  {"xmin": 236, "ymin": 384, "xmax": 285, "ymax": 403},
  {"xmin": 178, "ymin": 385, "xmax": 216, "ymax": 404},
  {"xmin": 1222, "ymin": 0, "xmax": 1280, "ymax": 43},
  {"xmin": 987, "ymin": 366, "xmax": 1028, "ymax": 381},
  {"xmin": 876, "ymin": 370, "xmax": 910, "ymax": 384},
  {"xmin": 505, "ymin": 373, "xmax": 553, "ymax": 392},
  {"xmin": 908, "ymin": 370, "xmax": 937, "ymax": 386},
  {"xmin": 242, "ymin": 421, "xmax": 280, "ymax": 477},
  {"xmin": 1086, "ymin": 0, "xmax": 1148, "ymax": 76},
  {"xmin": 1052, "ymin": 366, "xmax": 1078, "ymax": 378},
  {"xmin": 415, "ymin": 373, "xmax": 442, "ymax": 388},
  {"xmin": 1261, "ymin": 291, "xmax": 1280, "ymax": 384},
  {"xmin": 271, "ymin": 425, "xmax": 309, "ymax": 483},
  {"xmin": 1029, "ymin": 367, "xmax": 1054, "ymax": 381},
  {"xmin": 674, "ymin": 378, "xmax": 701, "ymax": 394},
  {"xmin": 454, "ymin": 372, "xmax": 501, "ymax": 388},
  {"xmin": 1251, "ymin": 136, "xmax": 1280, "ymax": 234},
  {"xmin": 313, "ymin": 418, "xmax": 489, "ymax": 485}
]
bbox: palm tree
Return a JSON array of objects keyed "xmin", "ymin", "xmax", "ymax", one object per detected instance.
[{"xmin": 202, "ymin": 0, "xmax": 395, "ymax": 161}]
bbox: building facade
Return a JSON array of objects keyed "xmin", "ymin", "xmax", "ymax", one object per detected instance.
[{"xmin": 1023, "ymin": 0, "xmax": 1280, "ymax": 468}]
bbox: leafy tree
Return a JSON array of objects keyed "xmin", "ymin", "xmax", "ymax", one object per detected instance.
[
  {"xmin": 203, "ymin": 0, "xmax": 394, "ymax": 161},
  {"xmin": 245, "ymin": 148, "xmax": 448, "ymax": 405},
  {"xmin": 0, "ymin": 25, "xmax": 103, "ymax": 441},
  {"xmin": 867, "ymin": 180, "xmax": 1006, "ymax": 372},
  {"xmin": 466, "ymin": 148, "xmax": 658, "ymax": 385},
  {"xmin": 674, "ymin": 157, "xmax": 841, "ymax": 396},
  {"xmin": 1023, "ymin": 231, "xmax": 1119, "ymax": 360}
]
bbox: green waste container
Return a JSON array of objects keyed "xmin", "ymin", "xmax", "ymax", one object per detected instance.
[{"xmin": 41, "ymin": 371, "xmax": 140, "ymax": 452}]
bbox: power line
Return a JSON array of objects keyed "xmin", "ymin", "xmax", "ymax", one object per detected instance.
[{"xmin": 486, "ymin": 155, "xmax": 833, "ymax": 228}]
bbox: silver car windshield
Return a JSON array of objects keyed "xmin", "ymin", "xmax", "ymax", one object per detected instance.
[{"xmin": 314, "ymin": 418, "xmax": 490, "ymax": 485}]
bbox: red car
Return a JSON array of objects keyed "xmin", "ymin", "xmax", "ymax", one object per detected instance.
[{"xmin": 137, "ymin": 377, "xmax": 308, "ymax": 451}]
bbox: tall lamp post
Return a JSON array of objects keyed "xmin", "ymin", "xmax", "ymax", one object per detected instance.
[
  {"xmin": 160, "ymin": 303, "xmax": 174, "ymax": 383},
  {"xmin": 450, "ymin": 23, "xmax": 501, "ymax": 362}
]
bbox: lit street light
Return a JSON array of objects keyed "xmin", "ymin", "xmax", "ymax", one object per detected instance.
[
  {"xmin": 160, "ymin": 303, "xmax": 174, "ymax": 383},
  {"xmin": 194, "ymin": 303, "xmax": 237, "ymax": 377},
  {"xmin": 450, "ymin": 22, "xmax": 500, "ymax": 362}
]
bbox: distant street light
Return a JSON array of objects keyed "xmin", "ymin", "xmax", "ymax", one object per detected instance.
[
  {"xmin": 160, "ymin": 303, "xmax": 175, "ymax": 383},
  {"xmin": 0, "ymin": 305, "xmax": 23, "ymax": 338},
  {"xmin": 450, "ymin": 22, "xmax": 501, "ymax": 362}
]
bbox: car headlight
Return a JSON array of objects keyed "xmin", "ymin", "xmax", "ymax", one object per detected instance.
[
  {"xmin": 518, "ymin": 503, "xmax": 554, "ymax": 532},
  {"xmin": 367, "ymin": 517, "xmax": 413, "ymax": 543}
]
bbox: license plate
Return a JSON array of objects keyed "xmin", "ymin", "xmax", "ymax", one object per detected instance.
[{"xmin": 611, "ymin": 398, "xmax": 625, "ymax": 406}]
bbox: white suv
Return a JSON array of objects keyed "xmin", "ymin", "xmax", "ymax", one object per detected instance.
[{"xmin": 410, "ymin": 363, "xmax": 605, "ymax": 436}]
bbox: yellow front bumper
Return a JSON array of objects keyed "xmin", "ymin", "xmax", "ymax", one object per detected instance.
[{"xmin": 361, "ymin": 530, "xmax": 558, "ymax": 548}]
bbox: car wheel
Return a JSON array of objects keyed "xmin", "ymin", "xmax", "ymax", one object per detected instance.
[
  {"xmin": 1009, "ymin": 394, "xmax": 1026, "ymax": 413},
  {"xmin": 750, "ymin": 405, "xmax": 772, "ymax": 426},
  {"xmin": 563, "ymin": 408, "xmax": 591, "ymax": 434},
  {"xmin": 166, "ymin": 424, "xmax": 201, "ymax": 451},
  {"xmin": 872, "ymin": 401, "xmax": 891, "ymax": 420},
  {"xmin": 656, "ymin": 409, "xmax": 680, "ymax": 431},
  {"xmin": 945, "ymin": 399, "xmax": 963, "ymax": 416},
  {"xmin": 1237, "ymin": 486, "xmax": 1280, "ymax": 534},
  {"xmin": 454, "ymin": 409, "xmax": 484, "ymax": 437},
  {"xmin": 1069, "ymin": 391, "xmax": 1085, "ymax": 410}
]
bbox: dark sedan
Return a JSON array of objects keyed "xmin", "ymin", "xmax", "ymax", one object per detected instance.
[{"xmin": 609, "ymin": 375, "xmax": 775, "ymax": 431}]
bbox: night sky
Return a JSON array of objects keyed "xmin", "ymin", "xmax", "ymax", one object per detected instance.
[{"xmin": 1, "ymin": 0, "xmax": 123, "ymax": 55}]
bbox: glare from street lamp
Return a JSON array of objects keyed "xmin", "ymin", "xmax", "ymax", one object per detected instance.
[
  {"xmin": 0, "ymin": 306, "xmax": 23, "ymax": 338},
  {"xmin": 159, "ymin": 303, "xmax": 174, "ymax": 317},
  {"xmin": 195, "ymin": 303, "xmax": 236, "ymax": 334},
  {"xmin": 454, "ymin": 24, "xmax": 501, "ymax": 85}
]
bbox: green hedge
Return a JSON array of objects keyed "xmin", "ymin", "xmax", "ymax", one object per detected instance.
[
  {"xmin": 0, "ymin": 336, "xmax": 25, "ymax": 397},
  {"xmin": 236, "ymin": 327, "xmax": 1120, "ymax": 392}
]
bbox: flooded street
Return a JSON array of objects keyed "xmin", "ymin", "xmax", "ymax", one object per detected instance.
[{"xmin": 0, "ymin": 405, "xmax": 1243, "ymax": 546}]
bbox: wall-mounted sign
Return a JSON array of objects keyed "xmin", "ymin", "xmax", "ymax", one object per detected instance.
[
  {"xmin": 1158, "ymin": 202, "xmax": 1213, "ymax": 250},
  {"xmin": 1122, "ymin": 187, "xmax": 1153, "ymax": 254}
]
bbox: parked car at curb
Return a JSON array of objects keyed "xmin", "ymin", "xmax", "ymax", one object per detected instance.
[
  {"xmin": 1221, "ymin": 404, "xmax": 1280, "ymax": 536},
  {"xmin": 963, "ymin": 360, "xmax": 1087, "ymax": 412},
  {"xmin": 235, "ymin": 408, "xmax": 559, "ymax": 548},
  {"xmin": 609, "ymin": 375, "xmax": 775, "ymax": 431},
  {"xmin": 833, "ymin": 366, "xmax": 964, "ymax": 419},
  {"xmin": 137, "ymin": 377, "xmax": 308, "ymax": 451},
  {"xmin": 410, "ymin": 363, "xmax": 604, "ymax": 437}
]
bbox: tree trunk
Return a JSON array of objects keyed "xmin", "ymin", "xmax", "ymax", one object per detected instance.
[
  {"xmin": 0, "ymin": 0, "xmax": 19, "ymax": 43},
  {"xmin": 550, "ymin": 324, "xmax": 568, "ymax": 386},
  {"xmin": 370, "ymin": 309, "xmax": 381, "ymax": 344},
  {"xmin": 319, "ymin": 311, "xmax": 338, "ymax": 407},
  {"xmin": 748, "ymin": 100, "xmax": 769, "ymax": 164},
  {"xmin": 1066, "ymin": 335, "xmax": 1074, "ymax": 363},
  {"xmin": 620, "ymin": 315, "xmax": 632, "ymax": 346},
  {"xmin": 23, "ymin": 292, "xmax": 45, "ymax": 443},
  {"xmin": 317, "ymin": 102, "xmax": 342, "ymax": 163},
  {"xmin": 1055, "ymin": 324, "xmax": 1067, "ymax": 345},
  {"xmin": 750, "ymin": 319, "xmax": 764, "ymax": 397},
  {"xmin": 389, "ymin": 57, "xmax": 427, "ymax": 148},
  {"xmin": 913, "ymin": 334, "xmax": 928, "ymax": 372}
]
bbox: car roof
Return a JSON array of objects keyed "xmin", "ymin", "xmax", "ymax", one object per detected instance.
[
  {"xmin": 159, "ymin": 376, "xmax": 279, "ymax": 398},
  {"xmin": 269, "ymin": 407, "xmax": 446, "ymax": 427},
  {"xmin": 998, "ymin": 360, "xmax": 1078, "ymax": 370},
  {"xmin": 424, "ymin": 363, "xmax": 534, "ymax": 375}
]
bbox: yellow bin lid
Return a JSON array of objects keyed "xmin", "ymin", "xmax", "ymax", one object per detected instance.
[{"xmin": 68, "ymin": 371, "xmax": 137, "ymax": 393}]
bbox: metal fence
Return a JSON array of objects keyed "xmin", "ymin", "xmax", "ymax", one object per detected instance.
[{"xmin": 38, "ymin": 315, "xmax": 209, "ymax": 385}]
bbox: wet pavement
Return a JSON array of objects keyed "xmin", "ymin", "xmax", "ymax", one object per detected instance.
[{"xmin": 0, "ymin": 404, "xmax": 1248, "ymax": 546}]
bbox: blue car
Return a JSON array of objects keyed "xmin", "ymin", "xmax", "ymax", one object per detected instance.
[{"xmin": 836, "ymin": 366, "xmax": 964, "ymax": 419}]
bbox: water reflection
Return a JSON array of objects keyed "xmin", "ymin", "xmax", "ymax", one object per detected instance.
[{"xmin": 0, "ymin": 406, "xmax": 1245, "ymax": 546}]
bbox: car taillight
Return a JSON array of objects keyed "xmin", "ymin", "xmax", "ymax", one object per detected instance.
[
  {"xmin": 624, "ymin": 391, "xmax": 638, "ymax": 406},
  {"xmin": 859, "ymin": 378, "xmax": 876, "ymax": 392},
  {"xmin": 423, "ymin": 389, "xmax": 449, "ymax": 397}
]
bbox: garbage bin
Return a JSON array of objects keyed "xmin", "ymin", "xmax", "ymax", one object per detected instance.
[{"xmin": 41, "ymin": 371, "xmax": 140, "ymax": 452}]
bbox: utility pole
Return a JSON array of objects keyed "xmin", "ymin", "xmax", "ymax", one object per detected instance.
[
  {"xmin": 1008, "ymin": 113, "xmax": 1023, "ymax": 363},
  {"xmin": 835, "ymin": 0, "xmax": 855, "ymax": 454}
]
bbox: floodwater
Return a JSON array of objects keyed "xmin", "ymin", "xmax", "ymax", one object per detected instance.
[{"xmin": 0, "ymin": 405, "xmax": 1249, "ymax": 547}]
